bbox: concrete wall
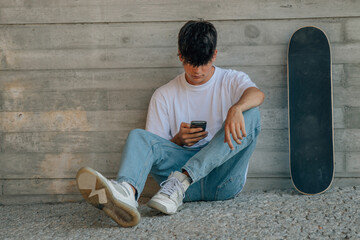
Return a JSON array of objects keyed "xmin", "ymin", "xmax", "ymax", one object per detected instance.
[{"xmin": 0, "ymin": 0, "xmax": 359, "ymax": 204}]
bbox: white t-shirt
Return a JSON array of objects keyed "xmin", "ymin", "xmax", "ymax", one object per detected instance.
[{"xmin": 145, "ymin": 66, "xmax": 257, "ymax": 147}]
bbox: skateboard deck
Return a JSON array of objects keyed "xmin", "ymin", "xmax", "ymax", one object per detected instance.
[{"xmin": 287, "ymin": 26, "xmax": 335, "ymax": 195}]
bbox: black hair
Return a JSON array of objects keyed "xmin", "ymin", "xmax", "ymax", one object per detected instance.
[{"xmin": 178, "ymin": 20, "xmax": 217, "ymax": 67}]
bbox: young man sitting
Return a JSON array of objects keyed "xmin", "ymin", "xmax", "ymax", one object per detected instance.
[{"xmin": 76, "ymin": 20, "xmax": 265, "ymax": 227}]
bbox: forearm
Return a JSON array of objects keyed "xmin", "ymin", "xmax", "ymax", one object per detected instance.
[{"xmin": 232, "ymin": 87, "xmax": 265, "ymax": 112}]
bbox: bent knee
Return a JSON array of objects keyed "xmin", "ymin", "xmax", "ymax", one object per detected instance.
[
  {"xmin": 243, "ymin": 107, "xmax": 260, "ymax": 118},
  {"xmin": 243, "ymin": 107, "xmax": 261, "ymax": 130},
  {"xmin": 128, "ymin": 128, "xmax": 147, "ymax": 138}
]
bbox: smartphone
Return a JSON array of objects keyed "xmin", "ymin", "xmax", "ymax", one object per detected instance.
[{"xmin": 190, "ymin": 121, "xmax": 207, "ymax": 132}]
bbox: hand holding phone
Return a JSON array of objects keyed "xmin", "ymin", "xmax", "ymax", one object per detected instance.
[
  {"xmin": 171, "ymin": 121, "xmax": 208, "ymax": 147},
  {"xmin": 190, "ymin": 121, "xmax": 207, "ymax": 132}
]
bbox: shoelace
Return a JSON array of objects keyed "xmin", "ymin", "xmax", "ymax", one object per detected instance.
[{"xmin": 159, "ymin": 177, "xmax": 185, "ymax": 199}]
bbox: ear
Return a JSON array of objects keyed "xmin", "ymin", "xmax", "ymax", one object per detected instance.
[
  {"xmin": 212, "ymin": 49, "xmax": 218, "ymax": 62},
  {"xmin": 178, "ymin": 50, "xmax": 183, "ymax": 62}
]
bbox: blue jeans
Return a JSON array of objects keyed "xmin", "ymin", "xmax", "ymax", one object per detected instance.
[{"xmin": 116, "ymin": 107, "xmax": 261, "ymax": 202}]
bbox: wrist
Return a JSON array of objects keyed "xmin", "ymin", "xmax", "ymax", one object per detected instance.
[
  {"xmin": 233, "ymin": 103, "xmax": 244, "ymax": 112},
  {"xmin": 171, "ymin": 135, "xmax": 183, "ymax": 146}
]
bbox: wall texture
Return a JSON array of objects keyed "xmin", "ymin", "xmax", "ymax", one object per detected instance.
[{"xmin": 0, "ymin": 0, "xmax": 360, "ymax": 204}]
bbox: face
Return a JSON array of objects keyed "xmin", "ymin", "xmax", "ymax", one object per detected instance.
[{"xmin": 179, "ymin": 50, "xmax": 217, "ymax": 86}]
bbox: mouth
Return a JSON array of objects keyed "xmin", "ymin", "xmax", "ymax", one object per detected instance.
[{"xmin": 192, "ymin": 75, "xmax": 203, "ymax": 79}]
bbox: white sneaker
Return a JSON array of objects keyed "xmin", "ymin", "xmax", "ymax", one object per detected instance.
[
  {"xmin": 147, "ymin": 171, "xmax": 191, "ymax": 214},
  {"xmin": 76, "ymin": 167, "xmax": 140, "ymax": 227}
]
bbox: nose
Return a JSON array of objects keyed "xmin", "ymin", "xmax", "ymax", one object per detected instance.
[{"xmin": 191, "ymin": 66, "xmax": 200, "ymax": 73}]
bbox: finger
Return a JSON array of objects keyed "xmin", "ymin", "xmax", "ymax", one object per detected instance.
[
  {"xmin": 184, "ymin": 135, "xmax": 205, "ymax": 145},
  {"xmin": 235, "ymin": 123, "xmax": 243, "ymax": 140},
  {"xmin": 185, "ymin": 127, "xmax": 203, "ymax": 134},
  {"xmin": 197, "ymin": 132, "xmax": 208, "ymax": 140},
  {"xmin": 224, "ymin": 125, "xmax": 234, "ymax": 150},
  {"xmin": 241, "ymin": 123, "xmax": 247, "ymax": 137},
  {"xmin": 184, "ymin": 131, "xmax": 208, "ymax": 141},
  {"xmin": 192, "ymin": 131, "xmax": 208, "ymax": 138},
  {"xmin": 181, "ymin": 122, "xmax": 191, "ymax": 129},
  {"xmin": 192, "ymin": 135, "xmax": 207, "ymax": 142},
  {"xmin": 189, "ymin": 127, "xmax": 204, "ymax": 133},
  {"xmin": 231, "ymin": 124, "xmax": 241, "ymax": 144}
]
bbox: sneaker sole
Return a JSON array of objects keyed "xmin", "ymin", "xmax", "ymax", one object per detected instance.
[
  {"xmin": 147, "ymin": 199, "xmax": 183, "ymax": 215},
  {"xmin": 76, "ymin": 167, "xmax": 140, "ymax": 227}
]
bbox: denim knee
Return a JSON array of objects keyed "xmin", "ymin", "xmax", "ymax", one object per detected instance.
[
  {"xmin": 128, "ymin": 128, "xmax": 146, "ymax": 137},
  {"xmin": 127, "ymin": 128, "xmax": 148, "ymax": 142},
  {"xmin": 244, "ymin": 107, "xmax": 260, "ymax": 122},
  {"xmin": 243, "ymin": 107, "xmax": 261, "ymax": 135}
]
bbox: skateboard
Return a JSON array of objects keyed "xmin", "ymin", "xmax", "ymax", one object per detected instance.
[{"xmin": 287, "ymin": 26, "xmax": 335, "ymax": 195}]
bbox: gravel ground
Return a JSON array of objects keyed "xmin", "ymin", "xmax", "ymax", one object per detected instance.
[{"xmin": 1, "ymin": 186, "xmax": 359, "ymax": 240}]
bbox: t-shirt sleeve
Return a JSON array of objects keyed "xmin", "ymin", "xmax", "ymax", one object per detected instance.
[
  {"xmin": 145, "ymin": 89, "xmax": 172, "ymax": 140},
  {"xmin": 230, "ymin": 71, "xmax": 257, "ymax": 104}
]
